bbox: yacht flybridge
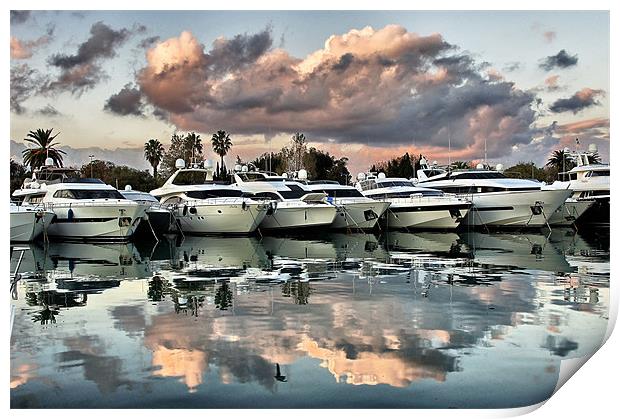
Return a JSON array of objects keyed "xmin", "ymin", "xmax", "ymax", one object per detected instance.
[
  {"xmin": 355, "ymin": 173, "xmax": 471, "ymax": 229},
  {"xmin": 291, "ymin": 174, "xmax": 390, "ymax": 230},
  {"xmin": 415, "ymin": 159, "xmax": 571, "ymax": 228},
  {"xmin": 232, "ymin": 167, "xmax": 337, "ymax": 230},
  {"xmin": 12, "ymin": 160, "xmax": 146, "ymax": 241},
  {"xmin": 150, "ymin": 160, "xmax": 268, "ymax": 234},
  {"xmin": 544, "ymin": 145, "xmax": 609, "ymax": 225}
]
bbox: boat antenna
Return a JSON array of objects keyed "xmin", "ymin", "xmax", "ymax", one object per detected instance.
[
  {"xmin": 448, "ymin": 128, "xmax": 452, "ymax": 168},
  {"xmin": 484, "ymin": 137, "xmax": 487, "ymax": 168}
]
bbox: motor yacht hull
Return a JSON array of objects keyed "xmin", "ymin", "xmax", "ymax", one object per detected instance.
[
  {"xmin": 382, "ymin": 200, "xmax": 471, "ymax": 230},
  {"xmin": 331, "ymin": 200, "xmax": 390, "ymax": 229},
  {"xmin": 464, "ymin": 189, "xmax": 571, "ymax": 227},
  {"xmin": 260, "ymin": 203, "xmax": 337, "ymax": 230},
  {"xmin": 547, "ymin": 199, "xmax": 595, "ymax": 226},
  {"xmin": 46, "ymin": 201, "xmax": 146, "ymax": 240},
  {"xmin": 10, "ymin": 208, "xmax": 54, "ymax": 242},
  {"xmin": 173, "ymin": 201, "xmax": 268, "ymax": 234},
  {"xmin": 134, "ymin": 207, "xmax": 176, "ymax": 237}
]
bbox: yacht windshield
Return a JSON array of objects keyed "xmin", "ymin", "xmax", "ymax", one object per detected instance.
[
  {"xmin": 451, "ymin": 172, "xmax": 506, "ymax": 179},
  {"xmin": 186, "ymin": 190, "xmax": 248, "ymax": 199},
  {"xmin": 320, "ymin": 188, "xmax": 364, "ymax": 198},
  {"xmin": 377, "ymin": 180, "xmax": 415, "ymax": 187},
  {"xmin": 172, "ymin": 171, "xmax": 210, "ymax": 185},
  {"xmin": 53, "ymin": 189, "xmax": 125, "ymax": 199}
]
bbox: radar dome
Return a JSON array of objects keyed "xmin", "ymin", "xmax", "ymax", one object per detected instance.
[
  {"xmin": 241, "ymin": 165, "xmax": 248, "ymax": 172},
  {"xmin": 495, "ymin": 164, "xmax": 504, "ymax": 172},
  {"xmin": 234, "ymin": 164, "xmax": 242, "ymax": 172},
  {"xmin": 281, "ymin": 173, "xmax": 288, "ymax": 178},
  {"xmin": 124, "ymin": 185, "xmax": 132, "ymax": 191},
  {"xmin": 476, "ymin": 163, "xmax": 484, "ymax": 169},
  {"xmin": 357, "ymin": 172, "xmax": 366, "ymax": 181},
  {"xmin": 298, "ymin": 169, "xmax": 308, "ymax": 180},
  {"xmin": 378, "ymin": 172, "xmax": 386, "ymax": 179},
  {"xmin": 45, "ymin": 157, "xmax": 54, "ymax": 167},
  {"xmin": 175, "ymin": 159, "xmax": 185, "ymax": 169}
]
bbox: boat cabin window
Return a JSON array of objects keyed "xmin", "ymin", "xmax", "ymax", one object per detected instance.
[
  {"xmin": 121, "ymin": 192, "xmax": 159, "ymax": 202},
  {"xmin": 586, "ymin": 170, "xmax": 610, "ymax": 177},
  {"xmin": 186, "ymin": 190, "xmax": 249, "ymax": 199},
  {"xmin": 320, "ymin": 188, "xmax": 364, "ymax": 198},
  {"xmin": 450, "ymin": 172, "xmax": 506, "ymax": 180},
  {"xmin": 422, "ymin": 169, "xmax": 445, "ymax": 177},
  {"xmin": 569, "ymin": 173, "xmax": 578, "ymax": 181},
  {"xmin": 308, "ymin": 180, "xmax": 339, "ymax": 185},
  {"xmin": 25, "ymin": 194, "xmax": 45, "ymax": 204},
  {"xmin": 253, "ymin": 192, "xmax": 283, "ymax": 201},
  {"xmin": 53, "ymin": 189, "xmax": 125, "ymax": 199},
  {"xmin": 377, "ymin": 180, "xmax": 415, "ymax": 188},
  {"xmin": 237, "ymin": 172, "xmax": 281, "ymax": 182},
  {"xmin": 172, "ymin": 171, "xmax": 210, "ymax": 185}
]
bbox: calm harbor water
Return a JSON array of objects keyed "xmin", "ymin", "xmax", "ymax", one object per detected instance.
[{"xmin": 10, "ymin": 228, "xmax": 610, "ymax": 408}]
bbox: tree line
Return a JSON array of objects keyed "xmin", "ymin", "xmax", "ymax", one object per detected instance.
[{"xmin": 10, "ymin": 127, "xmax": 597, "ymax": 196}]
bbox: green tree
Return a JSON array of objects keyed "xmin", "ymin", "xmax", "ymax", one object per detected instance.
[
  {"xmin": 211, "ymin": 130, "xmax": 233, "ymax": 178},
  {"xmin": 80, "ymin": 160, "xmax": 159, "ymax": 192},
  {"xmin": 184, "ymin": 132, "xmax": 203, "ymax": 164},
  {"xmin": 160, "ymin": 133, "xmax": 205, "ymax": 178},
  {"xmin": 450, "ymin": 161, "xmax": 472, "ymax": 170},
  {"xmin": 504, "ymin": 162, "xmax": 547, "ymax": 182},
  {"xmin": 10, "ymin": 159, "xmax": 28, "ymax": 196},
  {"xmin": 144, "ymin": 138, "xmax": 165, "ymax": 179},
  {"xmin": 21, "ymin": 128, "xmax": 66, "ymax": 169}
]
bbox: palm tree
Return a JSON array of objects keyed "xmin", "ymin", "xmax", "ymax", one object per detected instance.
[
  {"xmin": 184, "ymin": 132, "xmax": 203, "ymax": 164},
  {"xmin": 21, "ymin": 128, "xmax": 66, "ymax": 168},
  {"xmin": 211, "ymin": 130, "xmax": 233, "ymax": 172},
  {"xmin": 450, "ymin": 161, "xmax": 471, "ymax": 170},
  {"xmin": 144, "ymin": 139, "xmax": 165, "ymax": 178},
  {"xmin": 545, "ymin": 149, "xmax": 573, "ymax": 173}
]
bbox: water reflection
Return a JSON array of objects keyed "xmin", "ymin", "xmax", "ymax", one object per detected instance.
[{"xmin": 10, "ymin": 228, "xmax": 610, "ymax": 408}]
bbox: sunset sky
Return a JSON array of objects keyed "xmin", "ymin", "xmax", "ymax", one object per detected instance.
[{"xmin": 10, "ymin": 10, "xmax": 610, "ymax": 174}]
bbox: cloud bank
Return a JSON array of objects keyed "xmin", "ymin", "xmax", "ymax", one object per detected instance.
[{"xmin": 124, "ymin": 25, "xmax": 541, "ymax": 160}]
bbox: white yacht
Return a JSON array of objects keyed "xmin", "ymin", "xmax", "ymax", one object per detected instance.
[
  {"xmin": 293, "ymin": 177, "xmax": 390, "ymax": 230},
  {"xmin": 12, "ymin": 161, "xmax": 146, "ymax": 241},
  {"xmin": 232, "ymin": 168, "xmax": 337, "ymax": 230},
  {"xmin": 120, "ymin": 187, "xmax": 176, "ymax": 235},
  {"xmin": 10, "ymin": 202, "xmax": 54, "ymax": 242},
  {"xmin": 355, "ymin": 173, "xmax": 471, "ymax": 229},
  {"xmin": 150, "ymin": 160, "xmax": 268, "ymax": 234},
  {"xmin": 415, "ymin": 160, "xmax": 571, "ymax": 228},
  {"xmin": 544, "ymin": 146, "xmax": 609, "ymax": 225}
]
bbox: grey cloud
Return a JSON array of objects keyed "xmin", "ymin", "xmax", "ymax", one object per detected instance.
[
  {"xmin": 138, "ymin": 36, "xmax": 160, "ymax": 49},
  {"xmin": 332, "ymin": 53, "xmax": 355, "ymax": 72},
  {"xmin": 549, "ymin": 88, "xmax": 604, "ymax": 114},
  {"xmin": 539, "ymin": 49, "xmax": 578, "ymax": 71},
  {"xmin": 37, "ymin": 104, "xmax": 62, "ymax": 117},
  {"xmin": 48, "ymin": 21, "xmax": 131, "ymax": 69},
  {"xmin": 11, "ymin": 10, "xmax": 31, "ymax": 25},
  {"xmin": 10, "ymin": 64, "xmax": 47, "ymax": 114},
  {"xmin": 43, "ymin": 22, "xmax": 136, "ymax": 95},
  {"xmin": 503, "ymin": 61, "xmax": 521, "ymax": 72},
  {"xmin": 104, "ymin": 84, "xmax": 145, "ymax": 116},
  {"xmin": 207, "ymin": 27, "xmax": 273, "ymax": 75}
]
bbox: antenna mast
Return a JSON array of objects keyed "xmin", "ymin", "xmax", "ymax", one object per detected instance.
[
  {"xmin": 448, "ymin": 129, "xmax": 452, "ymax": 167},
  {"xmin": 484, "ymin": 138, "xmax": 487, "ymax": 167}
]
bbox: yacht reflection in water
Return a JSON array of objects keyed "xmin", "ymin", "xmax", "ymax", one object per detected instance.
[{"xmin": 10, "ymin": 228, "xmax": 609, "ymax": 408}]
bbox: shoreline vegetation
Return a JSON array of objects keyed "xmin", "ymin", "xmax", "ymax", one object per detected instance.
[{"xmin": 9, "ymin": 128, "xmax": 596, "ymax": 195}]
